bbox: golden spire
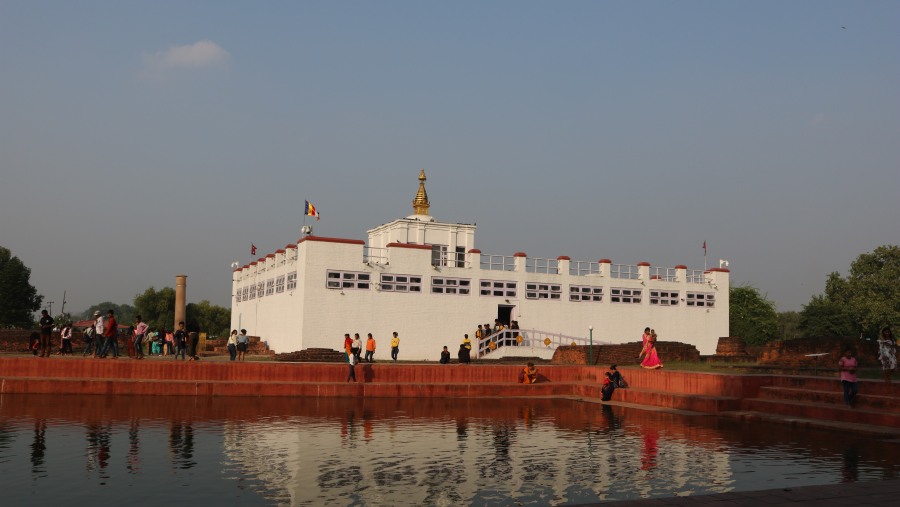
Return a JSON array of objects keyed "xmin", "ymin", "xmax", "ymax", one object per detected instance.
[{"xmin": 412, "ymin": 169, "xmax": 430, "ymax": 215}]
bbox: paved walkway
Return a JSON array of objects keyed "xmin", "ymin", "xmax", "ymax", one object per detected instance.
[{"xmin": 578, "ymin": 479, "xmax": 899, "ymax": 506}]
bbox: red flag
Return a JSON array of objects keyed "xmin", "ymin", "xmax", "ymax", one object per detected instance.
[
  {"xmin": 251, "ymin": 243, "xmax": 257, "ymax": 256},
  {"xmin": 702, "ymin": 240, "xmax": 707, "ymax": 256}
]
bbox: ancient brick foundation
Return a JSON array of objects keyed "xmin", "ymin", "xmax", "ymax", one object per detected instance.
[{"xmin": 758, "ymin": 336, "xmax": 882, "ymax": 368}]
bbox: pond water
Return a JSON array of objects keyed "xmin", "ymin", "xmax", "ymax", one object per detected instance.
[{"xmin": 1, "ymin": 394, "xmax": 897, "ymax": 506}]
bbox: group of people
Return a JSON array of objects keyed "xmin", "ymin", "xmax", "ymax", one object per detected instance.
[
  {"xmin": 840, "ymin": 326, "xmax": 898, "ymax": 407},
  {"xmin": 344, "ymin": 332, "xmax": 400, "ymax": 382},
  {"xmin": 226, "ymin": 329, "xmax": 252, "ymax": 361},
  {"xmin": 439, "ymin": 334, "xmax": 474, "ymax": 364}
]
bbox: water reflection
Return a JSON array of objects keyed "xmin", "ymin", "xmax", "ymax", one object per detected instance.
[{"xmin": 0, "ymin": 394, "xmax": 897, "ymax": 507}]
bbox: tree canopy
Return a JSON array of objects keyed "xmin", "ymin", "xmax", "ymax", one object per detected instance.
[
  {"xmin": 729, "ymin": 285, "xmax": 779, "ymax": 345},
  {"xmin": 0, "ymin": 246, "xmax": 43, "ymax": 328},
  {"xmin": 133, "ymin": 287, "xmax": 176, "ymax": 332},
  {"xmin": 186, "ymin": 300, "xmax": 230, "ymax": 337},
  {"xmin": 80, "ymin": 302, "xmax": 136, "ymax": 324}
]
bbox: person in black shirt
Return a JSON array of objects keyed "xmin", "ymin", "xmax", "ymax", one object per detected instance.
[
  {"xmin": 440, "ymin": 346, "xmax": 450, "ymax": 364},
  {"xmin": 173, "ymin": 322, "xmax": 187, "ymax": 360},
  {"xmin": 186, "ymin": 320, "xmax": 201, "ymax": 361},
  {"xmin": 38, "ymin": 310, "xmax": 54, "ymax": 357}
]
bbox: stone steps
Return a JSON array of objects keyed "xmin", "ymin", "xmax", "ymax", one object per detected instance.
[
  {"xmin": 741, "ymin": 397, "xmax": 900, "ymax": 428},
  {"xmin": 758, "ymin": 386, "xmax": 900, "ymax": 411},
  {"xmin": 719, "ymin": 410, "xmax": 900, "ymax": 438},
  {"xmin": 613, "ymin": 387, "xmax": 741, "ymax": 413}
]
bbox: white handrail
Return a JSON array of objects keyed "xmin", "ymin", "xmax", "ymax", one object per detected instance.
[{"xmin": 476, "ymin": 328, "xmax": 611, "ymax": 358}]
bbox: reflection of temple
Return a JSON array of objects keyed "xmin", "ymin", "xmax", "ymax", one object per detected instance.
[
  {"xmin": 220, "ymin": 400, "xmax": 738, "ymax": 505},
  {"xmin": 231, "ymin": 171, "xmax": 730, "ymax": 359}
]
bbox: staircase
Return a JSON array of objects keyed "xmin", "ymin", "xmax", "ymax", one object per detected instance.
[{"xmin": 721, "ymin": 376, "xmax": 900, "ymax": 436}]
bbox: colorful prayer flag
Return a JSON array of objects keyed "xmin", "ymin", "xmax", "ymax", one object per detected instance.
[
  {"xmin": 305, "ymin": 200, "xmax": 320, "ymax": 221},
  {"xmin": 251, "ymin": 243, "xmax": 257, "ymax": 256}
]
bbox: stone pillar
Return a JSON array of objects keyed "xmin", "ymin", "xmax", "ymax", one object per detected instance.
[{"xmin": 175, "ymin": 274, "xmax": 187, "ymax": 329}]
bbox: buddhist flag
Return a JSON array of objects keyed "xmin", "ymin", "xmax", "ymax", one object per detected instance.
[
  {"xmin": 305, "ymin": 200, "xmax": 320, "ymax": 220},
  {"xmin": 251, "ymin": 243, "xmax": 257, "ymax": 256}
]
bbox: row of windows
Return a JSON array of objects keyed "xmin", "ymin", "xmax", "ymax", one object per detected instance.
[{"xmin": 236, "ymin": 271, "xmax": 713, "ymax": 307}]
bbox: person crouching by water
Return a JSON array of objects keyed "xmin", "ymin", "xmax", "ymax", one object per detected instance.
[
  {"xmin": 601, "ymin": 372, "xmax": 617, "ymax": 401},
  {"xmin": 347, "ymin": 350, "xmax": 358, "ymax": 383},
  {"xmin": 518, "ymin": 362, "xmax": 538, "ymax": 384},
  {"xmin": 838, "ymin": 347, "xmax": 859, "ymax": 407}
]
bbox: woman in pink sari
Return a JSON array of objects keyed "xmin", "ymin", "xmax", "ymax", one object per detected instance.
[{"xmin": 639, "ymin": 327, "xmax": 663, "ymax": 369}]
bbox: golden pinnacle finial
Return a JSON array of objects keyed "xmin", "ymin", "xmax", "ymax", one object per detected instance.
[{"xmin": 412, "ymin": 169, "xmax": 430, "ymax": 215}]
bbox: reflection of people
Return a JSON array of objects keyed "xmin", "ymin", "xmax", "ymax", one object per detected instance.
[
  {"xmin": 518, "ymin": 362, "xmax": 538, "ymax": 383},
  {"xmin": 440, "ymin": 346, "xmax": 450, "ymax": 364},
  {"xmin": 639, "ymin": 327, "xmax": 663, "ymax": 369},
  {"xmin": 877, "ymin": 326, "xmax": 897, "ymax": 384},
  {"xmin": 838, "ymin": 347, "xmax": 858, "ymax": 406}
]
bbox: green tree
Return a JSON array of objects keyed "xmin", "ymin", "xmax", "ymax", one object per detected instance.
[
  {"xmin": 186, "ymin": 300, "xmax": 231, "ymax": 337},
  {"xmin": 776, "ymin": 311, "xmax": 803, "ymax": 341},
  {"xmin": 730, "ymin": 285, "xmax": 779, "ymax": 345},
  {"xmin": 133, "ymin": 287, "xmax": 176, "ymax": 331},
  {"xmin": 80, "ymin": 302, "xmax": 136, "ymax": 324},
  {"xmin": 799, "ymin": 272, "xmax": 857, "ymax": 337},
  {"xmin": 845, "ymin": 245, "xmax": 900, "ymax": 337},
  {"xmin": 0, "ymin": 246, "xmax": 44, "ymax": 328}
]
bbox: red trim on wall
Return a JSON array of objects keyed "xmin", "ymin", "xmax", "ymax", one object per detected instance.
[
  {"xmin": 275, "ymin": 249, "xmax": 285, "ymax": 254},
  {"xmin": 266, "ymin": 253, "xmax": 276, "ymax": 259},
  {"xmin": 705, "ymin": 267, "xmax": 731, "ymax": 273},
  {"xmin": 468, "ymin": 249, "xmax": 482, "ymax": 254},
  {"xmin": 637, "ymin": 262, "xmax": 651, "ymax": 267},
  {"xmin": 674, "ymin": 265, "xmax": 688, "ymax": 269},
  {"xmin": 242, "ymin": 265, "xmax": 249, "ymax": 270},
  {"xmin": 233, "ymin": 268, "xmax": 243, "ymax": 272},
  {"xmin": 598, "ymin": 259, "xmax": 612, "ymax": 264},
  {"xmin": 514, "ymin": 252, "xmax": 527, "ymax": 257},
  {"xmin": 249, "ymin": 262, "xmax": 257, "ymax": 266},
  {"xmin": 557, "ymin": 256, "xmax": 571, "ymax": 261},
  {"xmin": 386, "ymin": 242, "xmax": 433, "ymax": 250},
  {"xmin": 285, "ymin": 244, "xmax": 296, "ymax": 249},
  {"xmin": 297, "ymin": 236, "xmax": 366, "ymax": 246},
  {"xmin": 258, "ymin": 258, "xmax": 266, "ymax": 263}
]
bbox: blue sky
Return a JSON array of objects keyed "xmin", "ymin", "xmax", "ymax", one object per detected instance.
[{"xmin": 2, "ymin": 1, "xmax": 898, "ymax": 316}]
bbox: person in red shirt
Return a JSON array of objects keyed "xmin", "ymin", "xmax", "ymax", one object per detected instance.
[{"xmin": 99, "ymin": 310, "xmax": 119, "ymax": 358}]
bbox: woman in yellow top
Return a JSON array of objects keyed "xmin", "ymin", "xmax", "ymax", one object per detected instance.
[{"xmin": 390, "ymin": 332, "xmax": 400, "ymax": 361}]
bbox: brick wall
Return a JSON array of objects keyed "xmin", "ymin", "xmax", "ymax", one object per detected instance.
[
  {"xmin": 552, "ymin": 341, "xmax": 700, "ymax": 366},
  {"xmin": 758, "ymin": 336, "xmax": 881, "ymax": 367},
  {"xmin": 1, "ymin": 329, "xmax": 89, "ymax": 353}
]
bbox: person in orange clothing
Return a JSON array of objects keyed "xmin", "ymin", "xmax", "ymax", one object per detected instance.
[
  {"xmin": 365, "ymin": 333, "xmax": 376, "ymax": 363},
  {"xmin": 518, "ymin": 362, "xmax": 538, "ymax": 384},
  {"xmin": 343, "ymin": 333, "xmax": 352, "ymax": 360}
]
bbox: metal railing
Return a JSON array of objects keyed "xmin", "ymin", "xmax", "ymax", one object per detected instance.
[
  {"xmin": 363, "ymin": 247, "xmax": 388, "ymax": 265},
  {"xmin": 686, "ymin": 269, "xmax": 706, "ymax": 283},
  {"xmin": 569, "ymin": 261, "xmax": 600, "ymax": 276},
  {"xmin": 525, "ymin": 257, "xmax": 559, "ymax": 274},
  {"xmin": 480, "ymin": 254, "xmax": 515, "ymax": 271},
  {"xmin": 476, "ymin": 329, "xmax": 607, "ymax": 358},
  {"xmin": 610, "ymin": 264, "xmax": 639, "ymax": 279},
  {"xmin": 650, "ymin": 267, "xmax": 677, "ymax": 282}
]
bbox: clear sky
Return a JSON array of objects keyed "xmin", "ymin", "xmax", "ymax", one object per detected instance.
[{"xmin": 2, "ymin": 1, "xmax": 898, "ymax": 316}]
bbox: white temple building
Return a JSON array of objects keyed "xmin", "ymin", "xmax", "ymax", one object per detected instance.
[{"xmin": 231, "ymin": 171, "xmax": 730, "ymax": 360}]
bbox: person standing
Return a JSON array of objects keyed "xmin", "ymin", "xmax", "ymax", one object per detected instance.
[
  {"xmin": 351, "ymin": 333, "xmax": 362, "ymax": 363},
  {"xmin": 92, "ymin": 311, "xmax": 105, "ymax": 358},
  {"xmin": 133, "ymin": 316, "xmax": 148, "ymax": 360},
  {"xmin": 82, "ymin": 324, "xmax": 95, "ymax": 357},
  {"xmin": 343, "ymin": 333, "xmax": 353, "ymax": 360},
  {"xmin": 227, "ymin": 329, "xmax": 238, "ymax": 361},
  {"xmin": 186, "ymin": 320, "xmax": 201, "ymax": 361},
  {"xmin": 38, "ymin": 310, "xmax": 54, "ymax": 357},
  {"xmin": 390, "ymin": 332, "xmax": 400, "ymax": 361},
  {"xmin": 173, "ymin": 322, "xmax": 187, "ymax": 360},
  {"xmin": 639, "ymin": 327, "xmax": 663, "ymax": 369},
  {"xmin": 236, "ymin": 329, "xmax": 249, "ymax": 361},
  {"xmin": 365, "ymin": 333, "xmax": 376, "ymax": 363},
  {"xmin": 877, "ymin": 326, "xmax": 897, "ymax": 384},
  {"xmin": 347, "ymin": 350, "xmax": 358, "ymax": 382},
  {"xmin": 99, "ymin": 310, "xmax": 118, "ymax": 358},
  {"xmin": 838, "ymin": 347, "xmax": 859, "ymax": 407},
  {"xmin": 59, "ymin": 322, "xmax": 73, "ymax": 355}
]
